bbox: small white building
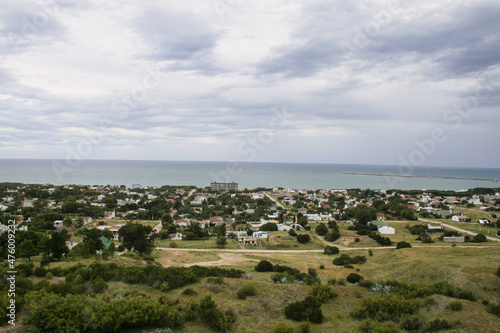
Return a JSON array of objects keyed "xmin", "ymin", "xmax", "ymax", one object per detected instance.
[
  {"xmin": 54, "ymin": 220, "xmax": 64, "ymax": 228},
  {"xmin": 253, "ymin": 231, "xmax": 268, "ymax": 239},
  {"xmin": 378, "ymin": 226, "xmax": 395, "ymax": 235}
]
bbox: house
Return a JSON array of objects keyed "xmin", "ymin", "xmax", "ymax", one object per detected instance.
[
  {"xmin": 478, "ymin": 219, "xmax": 490, "ymax": 226},
  {"xmin": 54, "ymin": 220, "xmax": 64, "ymax": 228},
  {"xmin": 226, "ymin": 231, "xmax": 247, "ymax": 239},
  {"xmin": 427, "ymin": 223, "xmax": 443, "ymax": 230},
  {"xmin": 170, "ymin": 233, "xmax": 183, "ymax": 240},
  {"xmin": 376, "ymin": 213, "xmax": 386, "ymax": 221},
  {"xmin": 277, "ymin": 224, "xmax": 292, "ymax": 231},
  {"xmin": 378, "ymin": 226, "xmax": 395, "ymax": 235},
  {"xmin": 210, "ymin": 217, "xmax": 224, "ymax": 225},
  {"xmin": 443, "ymin": 236, "xmax": 465, "ymax": 243},
  {"xmin": 104, "ymin": 211, "xmax": 116, "ymax": 219},
  {"xmin": 174, "ymin": 219, "xmax": 191, "ymax": 228},
  {"xmin": 65, "ymin": 240, "xmax": 79, "ymax": 250},
  {"xmin": 242, "ymin": 236, "xmax": 258, "ymax": 245},
  {"xmin": 253, "ymin": 231, "xmax": 268, "ymax": 239},
  {"xmin": 0, "ymin": 204, "xmax": 8, "ymax": 211},
  {"xmin": 451, "ymin": 215, "xmax": 468, "ymax": 222}
]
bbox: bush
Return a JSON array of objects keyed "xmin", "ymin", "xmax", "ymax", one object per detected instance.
[
  {"xmin": 497, "ymin": 266, "xmax": 500, "ymax": 277},
  {"xmin": 311, "ymin": 285, "xmax": 337, "ymax": 303},
  {"xmin": 337, "ymin": 278, "xmax": 346, "ymax": 286},
  {"xmin": 198, "ymin": 295, "xmax": 235, "ymax": 332},
  {"xmin": 237, "ymin": 284, "xmax": 256, "ymax": 300},
  {"xmin": 92, "ymin": 278, "xmax": 108, "ymax": 294},
  {"xmin": 347, "ymin": 273, "xmax": 364, "ymax": 284},
  {"xmin": 447, "ymin": 301, "xmax": 463, "ymax": 311},
  {"xmin": 298, "ymin": 321, "xmax": 311, "ymax": 333},
  {"xmin": 425, "ymin": 319, "xmax": 453, "ymax": 331},
  {"xmin": 486, "ymin": 301, "xmax": 500, "ymax": 317},
  {"xmin": 255, "ymin": 260, "xmax": 274, "ymax": 272},
  {"xmin": 351, "ymin": 295, "xmax": 419, "ymax": 321},
  {"xmin": 474, "ymin": 233, "xmax": 487, "ymax": 242},
  {"xmin": 272, "ymin": 322, "xmax": 294, "ymax": 333},
  {"xmin": 169, "ymin": 242, "xmax": 178, "ymax": 248},
  {"xmin": 333, "ymin": 254, "xmax": 367, "ymax": 266},
  {"xmin": 400, "ymin": 316, "xmax": 424, "ymax": 331},
  {"xmin": 34, "ymin": 267, "xmax": 48, "ymax": 278},
  {"xmin": 368, "ymin": 250, "xmax": 373, "ymax": 256},
  {"xmin": 315, "ymin": 223, "xmax": 328, "ymax": 236},
  {"xmin": 284, "ymin": 296, "xmax": 323, "ymax": 323},
  {"xmin": 319, "ymin": 265, "xmax": 325, "ymax": 270},
  {"xmin": 288, "ymin": 229, "xmax": 297, "ymax": 237},
  {"xmin": 324, "ymin": 231, "xmax": 340, "ymax": 242},
  {"xmin": 296, "ymin": 234, "xmax": 311, "ymax": 243},
  {"xmin": 396, "ymin": 241, "xmax": 412, "ymax": 249},
  {"xmin": 324, "ymin": 245, "xmax": 340, "ymax": 255}
]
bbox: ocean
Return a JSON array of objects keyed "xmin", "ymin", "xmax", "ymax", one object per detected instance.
[{"xmin": 0, "ymin": 159, "xmax": 499, "ymax": 191}]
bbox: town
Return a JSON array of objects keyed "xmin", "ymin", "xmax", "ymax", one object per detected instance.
[{"xmin": 0, "ymin": 182, "xmax": 499, "ymax": 332}]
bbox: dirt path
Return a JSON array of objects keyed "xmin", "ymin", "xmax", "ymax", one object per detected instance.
[
  {"xmin": 418, "ymin": 218, "xmax": 500, "ymax": 242},
  {"xmin": 264, "ymin": 192, "xmax": 285, "ymax": 209},
  {"xmin": 184, "ymin": 252, "xmax": 259, "ymax": 267}
]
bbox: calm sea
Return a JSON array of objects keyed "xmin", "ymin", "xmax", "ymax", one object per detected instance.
[{"xmin": 0, "ymin": 159, "xmax": 499, "ymax": 191}]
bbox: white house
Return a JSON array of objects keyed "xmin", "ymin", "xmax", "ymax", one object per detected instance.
[
  {"xmin": 253, "ymin": 231, "xmax": 268, "ymax": 239},
  {"xmin": 104, "ymin": 211, "xmax": 116, "ymax": 219},
  {"xmin": 427, "ymin": 223, "xmax": 443, "ymax": 230},
  {"xmin": 54, "ymin": 220, "xmax": 64, "ymax": 228},
  {"xmin": 170, "ymin": 233, "xmax": 183, "ymax": 240},
  {"xmin": 0, "ymin": 204, "xmax": 8, "ymax": 211},
  {"xmin": 451, "ymin": 215, "xmax": 467, "ymax": 222},
  {"xmin": 378, "ymin": 226, "xmax": 395, "ymax": 235},
  {"xmin": 277, "ymin": 224, "xmax": 292, "ymax": 231}
]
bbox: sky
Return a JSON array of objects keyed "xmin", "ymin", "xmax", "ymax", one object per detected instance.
[{"xmin": 1, "ymin": 0, "xmax": 499, "ymax": 168}]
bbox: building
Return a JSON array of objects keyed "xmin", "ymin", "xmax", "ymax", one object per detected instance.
[{"xmin": 210, "ymin": 182, "xmax": 238, "ymax": 191}]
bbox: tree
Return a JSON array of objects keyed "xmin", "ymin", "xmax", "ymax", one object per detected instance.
[
  {"xmin": 316, "ymin": 223, "xmax": 328, "ymax": 236},
  {"xmin": 259, "ymin": 223, "xmax": 278, "ymax": 231},
  {"xmin": 296, "ymin": 234, "xmax": 310, "ymax": 244},
  {"xmin": 118, "ymin": 223, "xmax": 154, "ymax": 255},
  {"xmin": 396, "ymin": 241, "xmax": 412, "ymax": 249},
  {"xmin": 50, "ymin": 231, "xmax": 69, "ymax": 260},
  {"xmin": 346, "ymin": 273, "xmax": 364, "ymax": 284},
  {"xmin": 216, "ymin": 236, "xmax": 227, "ymax": 248},
  {"xmin": 161, "ymin": 213, "xmax": 173, "ymax": 224},
  {"xmin": 255, "ymin": 260, "xmax": 274, "ymax": 272},
  {"xmin": 18, "ymin": 239, "xmax": 37, "ymax": 261},
  {"xmin": 216, "ymin": 224, "xmax": 226, "ymax": 238},
  {"xmin": 323, "ymin": 245, "xmax": 339, "ymax": 255},
  {"xmin": 474, "ymin": 233, "xmax": 487, "ymax": 243},
  {"xmin": 325, "ymin": 231, "xmax": 340, "ymax": 242},
  {"xmin": 63, "ymin": 217, "xmax": 73, "ymax": 227}
]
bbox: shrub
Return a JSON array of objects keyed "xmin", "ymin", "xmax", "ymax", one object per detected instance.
[
  {"xmin": 198, "ymin": 295, "xmax": 234, "ymax": 332},
  {"xmin": 327, "ymin": 278, "xmax": 337, "ymax": 285},
  {"xmin": 316, "ymin": 223, "xmax": 328, "ymax": 236},
  {"xmin": 288, "ymin": 229, "xmax": 297, "ymax": 237},
  {"xmin": 347, "ymin": 273, "xmax": 364, "ymax": 284},
  {"xmin": 497, "ymin": 266, "xmax": 500, "ymax": 277},
  {"xmin": 474, "ymin": 233, "xmax": 487, "ymax": 243},
  {"xmin": 400, "ymin": 316, "xmax": 424, "ymax": 331},
  {"xmin": 296, "ymin": 234, "xmax": 311, "ymax": 243},
  {"xmin": 237, "ymin": 284, "xmax": 256, "ymax": 300},
  {"xmin": 255, "ymin": 260, "xmax": 274, "ymax": 272},
  {"xmin": 333, "ymin": 254, "xmax": 367, "ymax": 266},
  {"xmin": 355, "ymin": 237, "xmax": 360, "ymax": 242},
  {"xmin": 486, "ymin": 301, "xmax": 500, "ymax": 317},
  {"xmin": 92, "ymin": 278, "xmax": 108, "ymax": 294},
  {"xmin": 324, "ymin": 245, "xmax": 340, "ymax": 255},
  {"xmin": 425, "ymin": 319, "xmax": 453, "ymax": 331},
  {"xmin": 34, "ymin": 267, "xmax": 48, "ymax": 278},
  {"xmin": 368, "ymin": 250, "xmax": 373, "ymax": 257},
  {"xmin": 350, "ymin": 295, "xmax": 419, "ymax": 321},
  {"xmin": 447, "ymin": 301, "xmax": 463, "ymax": 311},
  {"xmin": 396, "ymin": 241, "xmax": 412, "ymax": 249},
  {"xmin": 337, "ymin": 278, "xmax": 347, "ymax": 286},
  {"xmin": 311, "ymin": 285, "xmax": 337, "ymax": 303},
  {"xmin": 284, "ymin": 296, "xmax": 323, "ymax": 323},
  {"xmin": 45, "ymin": 272, "xmax": 54, "ymax": 280},
  {"xmin": 272, "ymin": 322, "xmax": 294, "ymax": 333},
  {"xmin": 319, "ymin": 265, "xmax": 325, "ymax": 270},
  {"xmin": 324, "ymin": 231, "xmax": 340, "ymax": 242},
  {"xmin": 169, "ymin": 242, "xmax": 178, "ymax": 248},
  {"xmin": 298, "ymin": 321, "xmax": 311, "ymax": 333}
]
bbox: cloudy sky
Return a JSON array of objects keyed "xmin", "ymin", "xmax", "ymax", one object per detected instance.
[{"xmin": 1, "ymin": 0, "xmax": 499, "ymax": 168}]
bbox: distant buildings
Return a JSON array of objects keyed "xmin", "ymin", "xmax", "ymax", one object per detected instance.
[{"xmin": 210, "ymin": 182, "xmax": 238, "ymax": 190}]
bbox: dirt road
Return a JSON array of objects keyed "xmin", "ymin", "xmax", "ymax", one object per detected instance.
[{"xmin": 418, "ymin": 218, "xmax": 500, "ymax": 242}]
